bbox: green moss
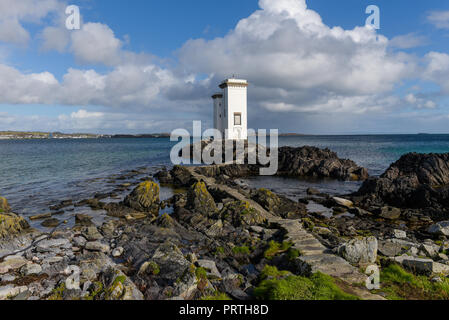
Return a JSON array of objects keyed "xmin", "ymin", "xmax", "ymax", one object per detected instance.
[
  {"xmin": 48, "ymin": 283, "xmax": 66, "ymax": 300},
  {"xmin": 84, "ymin": 282, "xmax": 104, "ymax": 301},
  {"xmin": 215, "ymin": 246, "xmax": 225, "ymax": 256},
  {"xmin": 195, "ymin": 267, "xmax": 208, "ymax": 280},
  {"xmin": 201, "ymin": 291, "xmax": 232, "ymax": 301},
  {"xmin": 232, "ymin": 246, "xmax": 251, "ymax": 255},
  {"xmin": 264, "ymin": 241, "xmax": 293, "ymax": 260},
  {"xmin": 146, "ymin": 261, "xmax": 160, "ymax": 275},
  {"xmin": 254, "ymin": 266, "xmax": 358, "ymax": 300},
  {"xmin": 375, "ymin": 263, "xmax": 449, "ymax": 300},
  {"xmin": 302, "ymin": 218, "xmax": 315, "ymax": 230}
]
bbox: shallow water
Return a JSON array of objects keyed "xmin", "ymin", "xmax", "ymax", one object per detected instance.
[{"xmin": 1, "ymin": 135, "xmax": 449, "ymax": 230}]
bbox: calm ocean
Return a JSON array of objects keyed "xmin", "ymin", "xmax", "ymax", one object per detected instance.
[{"xmin": 1, "ymin": 135, "xmax": 449, "ymax": 226}]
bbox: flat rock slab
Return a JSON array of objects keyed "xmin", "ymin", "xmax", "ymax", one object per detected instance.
[
  {"xmin": 0, "ymin": 257, "xmax": 28, "ymax": 274},
  {"xmin": 0, "ymin": 285, "xmax": 28, "ymax": 300}
]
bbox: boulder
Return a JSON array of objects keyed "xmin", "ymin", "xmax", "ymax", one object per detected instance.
[
  {"xmin": 21, "ymin": 263, "xmax": 42, "ymax": 276},
  {"xmin": 219, "ymin": 200, "xmax": 266, "ymax": 227},
  {"xmin": 333, "ymin": 197, "xmax": 354, "ymax": 208},
  {"xmin": 0, "ymin": 257, "xmax": 28, "ymax": 274},
  {"xmin": 356, "ymin": 153, "xmax": 449, "ymax": 210},
  {"xmin": 393, "ymin": 229, "xmax": 407, "ymax": 239},
  {"xmin": 277, "ymin": 146, "xmax": 369, "ymax": 181},
  {"xmin": 378, "ymin": 240, "xmax": 404, "ymax": 257},
  {"xmin": 395, "ymin": 256, "xmax": 449, "ymax": 275},
  {"xmin": 101, "ymin": 267, "xmax": 144, "ymax": 300},
  {"xmin": 428, "ymin": 221, "xmax": 449, "ymax": 236},
  {"xmin": 0, "ymin": 213, "xmax": 30, "ymax": 239},
  {"xmin": 251, "ymin": 188, "xmax": 306, "ymax": 218},
  {"xmin": 336, "ymin": 237, "xmax": 378, "ymax": 265},
  {"xmin": 85, "ymin": 242, "xmax": 110, "ymax": 254},
  {"xmin": 124, "ymin": 180, "xmax": 160, "ymax": 215},
  {"xmin": 187, "ymin": 181, "xmax": 217, "ymax": 217},
  {"xmin": 150, "ymin": 241, "xmax": 191, "ymax": 283},
  {"xmin": 195, "ymin": 260, "xmax": 221, "ymax": 279},
  {"xmin": 379, "ymin": 207, "xmax": 401, "ymax": 220}
]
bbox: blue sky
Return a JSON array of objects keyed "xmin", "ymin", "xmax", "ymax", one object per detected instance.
[{"xmin": 0, "ymin": 0, "xmax": 449, "ymax": 134}]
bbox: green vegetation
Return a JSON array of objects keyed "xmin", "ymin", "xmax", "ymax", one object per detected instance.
[
  {"xmin": 146, "ymin": 262, "xmax": 160, "ymax": 275},
  {"xmin": 195, "ymin": 267, "xmax": 208, "ymax": 280},
  {"xmin": 214, "ymin": 246, "xmax": 225, "ymax": 256},
  {"xmin": 201, "ymin": 291, "xmax": 232, "ymax": 301},
  {"xmin": 232, "ymin": 246, "xmax": 251, "ymax": 255},
  {"xmin": 375, "ymin": 263, "xmax": 449, "ymax": 300},
  {"xmin": 48, "ymin": 283, "xmax": 66, "ymax": 300},
  {"xmin": 264, "ymin": 241, "xmax": 293, "ymax": 260},
  {"xmin": 286, "ymin": 248, "xmax": 301, "ymax": 261},
  {"xmin": 254, "ymin": 266, "xmax": 359, "ymax": 300}
]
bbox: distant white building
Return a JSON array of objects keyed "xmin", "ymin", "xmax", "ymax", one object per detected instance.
[{"xmin": 212, "ymin": 78, "xmax": 248, "ymax": 140}]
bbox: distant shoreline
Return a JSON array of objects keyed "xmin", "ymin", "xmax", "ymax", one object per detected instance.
[{"xmin": 1, "ymin": 131, "xmax": 448, "ymax": 140}]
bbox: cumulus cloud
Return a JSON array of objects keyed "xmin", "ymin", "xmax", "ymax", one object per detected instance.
[
  {"xmin": 179, "ymin": 0, "xmax": 414, "ymax": 117},
  {"xmin": 424, "ymin": 52, "xmax": 449, "ymax": 94},
  {"xmin": 0, "ymin": 0, "xmax": 63, "ymax": 45},
  {"xmin": 1, "ymin": 0, "xmax": 449, "ymax": 133},
  {"xmin": 427, "ymin": 10, "xmax": 449, "ymax": 29},
  {"xmin": 70, "ymin": 23, "xmax": 123, "ymax": 66}
]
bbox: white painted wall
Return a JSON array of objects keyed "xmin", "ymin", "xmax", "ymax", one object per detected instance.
[{"xmin": 212, "ymin": 79, "xmax": 248, "ymax": 140}]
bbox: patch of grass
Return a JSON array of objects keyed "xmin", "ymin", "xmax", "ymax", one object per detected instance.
[
  {"xmin": 232, "ymin": 246, "xmax": 251, "ymax": 255},
  {"xmin": 254, "ymin": 266, "xmax": 359, "ymax": 300},
  {"xmin": 376, "ymin": 263, "xmax": 449, "ymax": 300},
  {"xmin": 201, "ymin": 291, "xmax": 232, "ymax": 301},
  {"xmin": 264, "ymin": 241, "xmax": 293, "ymax": 260}
]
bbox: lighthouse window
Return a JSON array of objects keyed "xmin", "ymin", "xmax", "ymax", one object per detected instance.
[{"xmin": 234, "ymin": 113, "xmax": 242, "ymax": 126}]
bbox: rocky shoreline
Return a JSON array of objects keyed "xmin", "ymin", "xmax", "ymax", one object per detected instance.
[{"xmin": 2, "ymin": 146, "xmax": 449, "ymax": 300}]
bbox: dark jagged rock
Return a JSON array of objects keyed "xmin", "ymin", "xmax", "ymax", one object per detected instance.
[
  {"xmin": 124, "ymin": 181, "xmax": 160, "ymax": 215},
  {"xmin": 277, "ymin": 146, "xmax": 369, "ymax": 181},
  {"xmin": 356, "ymin": 153, "xmax": 449, "ymax": 211}
]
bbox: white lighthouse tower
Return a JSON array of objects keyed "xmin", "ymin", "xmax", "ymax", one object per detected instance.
[{"xmin": 212, "ymin": 78, "xmax": 248, "ymax": 140}]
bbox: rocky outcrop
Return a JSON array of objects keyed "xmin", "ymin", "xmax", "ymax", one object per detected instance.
[
  {"xmin": 218, "ymin": 200, "xmax": 266, "ymax": 227},
  {"xmin": 335, "ymin": 237, "xmax": 378, "ymax": 265},
  {"xmin": 251, "ymin": 188, "xmax": 306, "ymax": 219},
  {"xmin": 187, "ymin": 181, "xmax": 217, "ymax": 217},
  {"xmin": 356, "ymin": 153, "xmax": 449, "ymax": 210},
  {"xmin": 277, "ymin": 146, "xmax": 369, "ymax": 181},
  {"xmin": 124, "ymin": 181, "xmax": 160, "ymax": 215},
  {"xmin": 0, "ymin": 212, "xmax": 29, "ymax": 239}
]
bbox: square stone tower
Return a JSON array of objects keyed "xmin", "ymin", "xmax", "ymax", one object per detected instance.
[{"xmin": 212, "ymin": 78, "xmax": 248, "ymax": 140}]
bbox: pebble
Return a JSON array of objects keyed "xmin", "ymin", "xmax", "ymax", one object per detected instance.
[{"xmin": 112, "ymin": 247, "xmax": 124, "ymax": 257}]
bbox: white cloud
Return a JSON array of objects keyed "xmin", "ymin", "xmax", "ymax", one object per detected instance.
[
  {"xmin": 0, "ymin": 0, "xmax": 63, "ymax": 45},
  {"xmin": 424, "ymin": 52, "xmax": 449, "ymax": 94},
  {"xmin": 40, "ymin": 26, "xmax": 70, "ymax": 52},
  {"xmin": 179, "ymin": 0, "xmax": 414, "ymax": 117},
  {"xmin": 70, "ymin": 23, "xmax": 123, "ymax": 66},
  {"xmin": 389, "ymin": 33, "xmax": 428, "ymax": 49},
  {"xmin": 427, "ymin": 10, "xmax": 449, "ymax": 29}
]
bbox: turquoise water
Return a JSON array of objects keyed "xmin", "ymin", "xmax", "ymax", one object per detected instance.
[{"xmin": 1, "ymin": 135, "xmax": 449, "ymax": 222}]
